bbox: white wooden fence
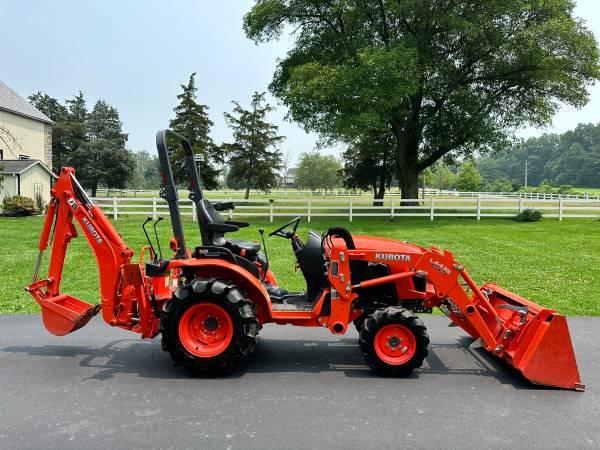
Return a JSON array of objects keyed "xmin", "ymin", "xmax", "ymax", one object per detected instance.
[
  {"xmin": 92, "ymin": 196, "xmax": 600, "ymax": 222},
  {"xmin": 94, "ymin": 187, "xmax": 600, "ymax": 202}
]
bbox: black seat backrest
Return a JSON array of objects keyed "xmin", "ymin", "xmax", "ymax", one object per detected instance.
[{"xmin": 197, "ymin": 199, "xmax": 227, "ymax": 246}]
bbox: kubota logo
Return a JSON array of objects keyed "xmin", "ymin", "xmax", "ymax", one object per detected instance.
[
  {"xmin": 375, "ymin": 253, "xmax": 411, "ymax": 262},
  {"xmin": 82, "ymin": 217, "xmax": 103, "ymax": 245},
  {"xmin": 429, "ymin": 258, "xmax": 451, "ymax": 275}
]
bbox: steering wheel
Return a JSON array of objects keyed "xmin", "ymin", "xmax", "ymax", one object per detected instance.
[{"xmin": 269, "ymin": 216, "xmax": 301, "ymax": 238}]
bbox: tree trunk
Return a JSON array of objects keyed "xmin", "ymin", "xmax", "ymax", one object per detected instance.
[
  {"xmin": 399, "ymin": 171, "xmax": 419, "ymax": 206},
  {"xmin": 91, "ymin": 182, "xmax": 98, "ymax": 198},
  {"xmin": 373, "ymin": 176, "xmax": 386, "ymax": 207},
  {"xmin": 244, "ymin": 175, "xmax": 251, "ymax": 200}
]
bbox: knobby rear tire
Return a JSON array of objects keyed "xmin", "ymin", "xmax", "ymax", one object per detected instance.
[{"xmin": 160, "ymin": 278, "xmax": 261, "ymax": 376}]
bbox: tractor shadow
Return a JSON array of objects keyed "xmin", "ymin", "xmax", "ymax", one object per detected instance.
[{"xmin": 3, "ymin": 335, "xmax": 541, "ymax": 390}]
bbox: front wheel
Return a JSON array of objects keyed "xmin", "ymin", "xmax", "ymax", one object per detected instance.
[
  {"xmin": 160, "ymin": 278, "xmax": 261, "ymax": 376},
  {"xmin": 359, "ymin": 307, "xmax": 429, "ymax": 376}
]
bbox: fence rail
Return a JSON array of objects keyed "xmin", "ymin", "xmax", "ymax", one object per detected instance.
[
  {"xmin": 93, "ymin": 187, "xmax": 600, "ymax": 201},
  {"xmin": 91, "ymin": 196, "xmax": 600, "ymax": 222}
]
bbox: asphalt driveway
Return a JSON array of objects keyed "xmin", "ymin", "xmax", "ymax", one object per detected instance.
[{"xmin": 0, "ymin": 315, "xmax": 598, "ymax": 449}]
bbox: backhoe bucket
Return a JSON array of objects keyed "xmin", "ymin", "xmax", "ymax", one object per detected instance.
[
  {"xmin": 36, "ymin": 294, "xmax": 101, "ymax": 336},
  {"xmin": 481, "ymin": 283, "xmax": 583, "ymax": 391}
]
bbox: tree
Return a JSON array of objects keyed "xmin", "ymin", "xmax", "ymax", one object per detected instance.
[
  {"xmin": 169, "ymin": 73, "xmax": 220, "ymax": 188},
  {"xmin": 342, "ymin": 130, "xmax": 393, "ymax": 203},
  {"xmin": 478, "ymin": 123, "xmax": 600, "ymax": 188},
  {"xmin": 223, "ymin": 92, "xmax": 284, "ymax": 199},
  {"xmin": 69, "ymin": 100, "xmax": 134, "ymax": 196},
  {"xmin": 456, "ymin": 160, "xmax": 482, "ymax": 192},
  {"xmin": 129, "ymin": 151, "xmax": 161, "ymax": 190},
  {"xmin": 64, "ymin": 91, "xmax": 89, "ymax": 154},
  {"xmin": 296, "ymin": 152, "xmax": 342, "ymax": 191},
  {"xmin": 428, "ymin": 163, "xmax": 456, "ymax": 191},
  {"xmin": 28, "ymin": 92, "xmax": 69, "ymax": 171},
  {"xmin": 485, "ymin": 176, "xmax": 515, "ymax": 193},
  {"xmin": 244, "ymin": 0, "xmax": 600, "ymax": 203}
]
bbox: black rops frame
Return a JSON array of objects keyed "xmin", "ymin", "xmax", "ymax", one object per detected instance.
[{"xmin": 155, "ymin": 129, "xmax": 205, "ymax": 259}]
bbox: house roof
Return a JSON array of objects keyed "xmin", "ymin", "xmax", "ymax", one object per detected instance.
[
  {"xmin": 0, "ymin": 81, "xmax": 52, "ymax": 124},
  {"xmin": 0, "ymin": 159, "xmax": 57, "ymax": 178}
]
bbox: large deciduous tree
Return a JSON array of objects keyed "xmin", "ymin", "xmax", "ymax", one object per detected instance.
[
  {"xmin": 244, "ymin": 0, "xmax": 600, "ymax": 203},
  {"xmin": 342, "ymin": 130, "xmax": 394, "ymax": 203},
  {"xmin": 223, "ymin": 92, "xmax": 284, "ymax": 199},
  {"xmin": 296, "ymin": 151, "xmax": 342, "ymax": 191},
  {"xmin": 169, "ymin": 73, "xmax": 221, "ymax": 188}
]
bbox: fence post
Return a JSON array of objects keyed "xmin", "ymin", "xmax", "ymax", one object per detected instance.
[
  {"xmin": 390, "ymin": 199, "xmax": 395, "ymax": 219},
  {"xmin": 559, "ymin": 197, "xmax": 564, "ymax": 222},
  {"xmin": 269, "ymin": 200, "xmax": 274, "ymax": 223},
  {"xmin": 476, "ymin": 195, "xmax": 481, "ymax": 221},
  {"xmin": 229, "ymin": 198, "xmax": 233, "ymax": 220},
  {"xmin": 152, "ymin": 196, "xmax": 157, "ymax": 219},
  {"xmin": 307, "ymin": 200, "xmax": 311, "ymax": 223},
  {"xmin": 430, "ymin": 198, "xmax": 435, "ymax": 221},
  {"xmin": 112, "ymin": 197, "xmax": 118, "ymax": 220},
  {"xmin": 349, "ymin": 199, "xmax": 353, "ymax": 222},
  {"xmin": 518, "ymin": 197, "xmax": 523, "ymax": 214},
  {"xmin": 192, "ymin": 200, "xmax": 197, "ymax": 221}
]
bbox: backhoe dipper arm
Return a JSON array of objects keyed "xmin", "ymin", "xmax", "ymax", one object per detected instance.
[{"xmin": 30, "ymin": 167, "xmax": 134, "ymax": 324}]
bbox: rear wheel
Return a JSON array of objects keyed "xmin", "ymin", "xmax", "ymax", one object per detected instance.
[
  {"xmin": 160, "ymin": 278, "xmax": 261, "ymax": 376},
  {"xmin": 359, "ymin": 307, "xmax": 429, "ymax": 376}
]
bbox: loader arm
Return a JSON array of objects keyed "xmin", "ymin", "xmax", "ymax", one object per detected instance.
[
  {"xmin": 329, "ymin": 243, "xmax": 583, "ymax": 390},
  {"xmin": 27, "ymin": 167, "xmax": 135, "ymax": 332},
  {"xmin": 405, "ymin": 249, "xmax": 583, "ymax": 390}
]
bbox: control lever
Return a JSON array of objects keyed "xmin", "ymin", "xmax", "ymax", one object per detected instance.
[
  {"xmin": 258, "ymin": 228, "xmax": 269, "ymax": 282},
  {"xmin": 153, "ymin": 216, "xmax": 164, "ymax": 260},
  {"xmin": 141, "ymin": 217, "xmax": 157, "ymax": 259}
]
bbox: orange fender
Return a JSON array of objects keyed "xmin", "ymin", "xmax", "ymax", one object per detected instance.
[{"xmin": 167, "ymin": 259, "xmax": 273, "ymax": 324}]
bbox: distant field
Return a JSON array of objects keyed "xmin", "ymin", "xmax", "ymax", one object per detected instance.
[
  {"xmin": 573, "ymin": 187, "xmax": 600, "ymax": 195},
  {"xmin": 1, "ymin": 215, "xmax": 599, "ymax": 316}
]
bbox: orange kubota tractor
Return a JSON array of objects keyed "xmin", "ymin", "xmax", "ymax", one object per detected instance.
[{"xmin": 27, "ymin": 130, "xmax": 583, "ymax": 390}]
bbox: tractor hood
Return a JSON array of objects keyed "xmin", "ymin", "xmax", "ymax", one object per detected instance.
[{"xmin": 351, "ymin": 235, "xmax": 426, "ymax": 255}]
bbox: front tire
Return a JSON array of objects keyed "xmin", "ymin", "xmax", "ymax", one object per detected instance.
[
  {"xmin": 160, "ymin": 278, "xmax": 261, "ymax": 376},
  {"xmin": 359, "ymin": 307, "xmax": 429, "ymax": 376}
]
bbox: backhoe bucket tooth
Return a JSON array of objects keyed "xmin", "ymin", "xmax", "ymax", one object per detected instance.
[
  {"xmin": 37, "ymin": 294, "xmax": 101, "ymax": 336},
  {"xmin": 481, "ymin": 283, "xmax": 583, "ymax": 390}
]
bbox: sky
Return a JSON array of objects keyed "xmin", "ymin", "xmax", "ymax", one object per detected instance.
[{"xmin": 1, "ymin": 0, "xmax": 599, "ymax": 163}]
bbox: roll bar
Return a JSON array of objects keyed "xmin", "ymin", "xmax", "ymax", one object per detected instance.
[{"xmin": 155, "ymin": 129, "xmax": 205, "ymax": 259}]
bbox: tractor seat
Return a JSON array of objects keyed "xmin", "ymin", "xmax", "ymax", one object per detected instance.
[
  {"xmin": 225, "ymin": 238, "xmax": 261, "ymax": 260},
  {"xmin": 197, "ymin": 199, "xmax": 260, "ymax": 258}
]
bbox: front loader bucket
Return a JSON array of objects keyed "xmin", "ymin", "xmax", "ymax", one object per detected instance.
[
  {"xmin": 481, "ymin": 284, "xmax": 583, "ymax": 391},
  {"xmin": 36, "ymin": 294, "xmax": 101, "ymax": 336}
]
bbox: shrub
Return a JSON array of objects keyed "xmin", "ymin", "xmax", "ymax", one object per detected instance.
[
  {"xmin": 516, "ymin": 208, "xmax": 542, "ymax": 222},
  {"xmin": 34, "ymin": 192, "xmax": 47, "ymax": 213},
  {"xmin": 1, "ymin": 195, "xmax": 36, "ymax": 216}
]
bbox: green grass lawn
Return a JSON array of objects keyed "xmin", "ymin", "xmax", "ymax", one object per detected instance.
[{"xmin": 1, "ymin": 215, "xmax": 599, "ymax": 315}]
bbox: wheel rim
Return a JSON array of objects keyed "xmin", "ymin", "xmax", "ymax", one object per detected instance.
[
  {"xmin": 178, "ymin": 303, "xmax": 233, "ymax": 358},
  {"xmin": 374, "ymin": 324, "xmax": 417, "ymax": 365}
]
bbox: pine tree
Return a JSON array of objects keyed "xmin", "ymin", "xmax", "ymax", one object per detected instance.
[
  {"xmin": 169, "ymin": 73, "xmax": 220, "ymax": 189},
  {"xmin": 223, "ymin": 92, "xmax": 284, "ymax": 199},
  {"xmin": 28, "ymin": 92, "xmax": 69, "ymax": 171},
  {"xmin": 64, "ymin": 91, "xmax": 88, "ymax": 155},
  {"xmin": 69, "ymin": 99, "xmax": 134, "ymax": 196}
]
